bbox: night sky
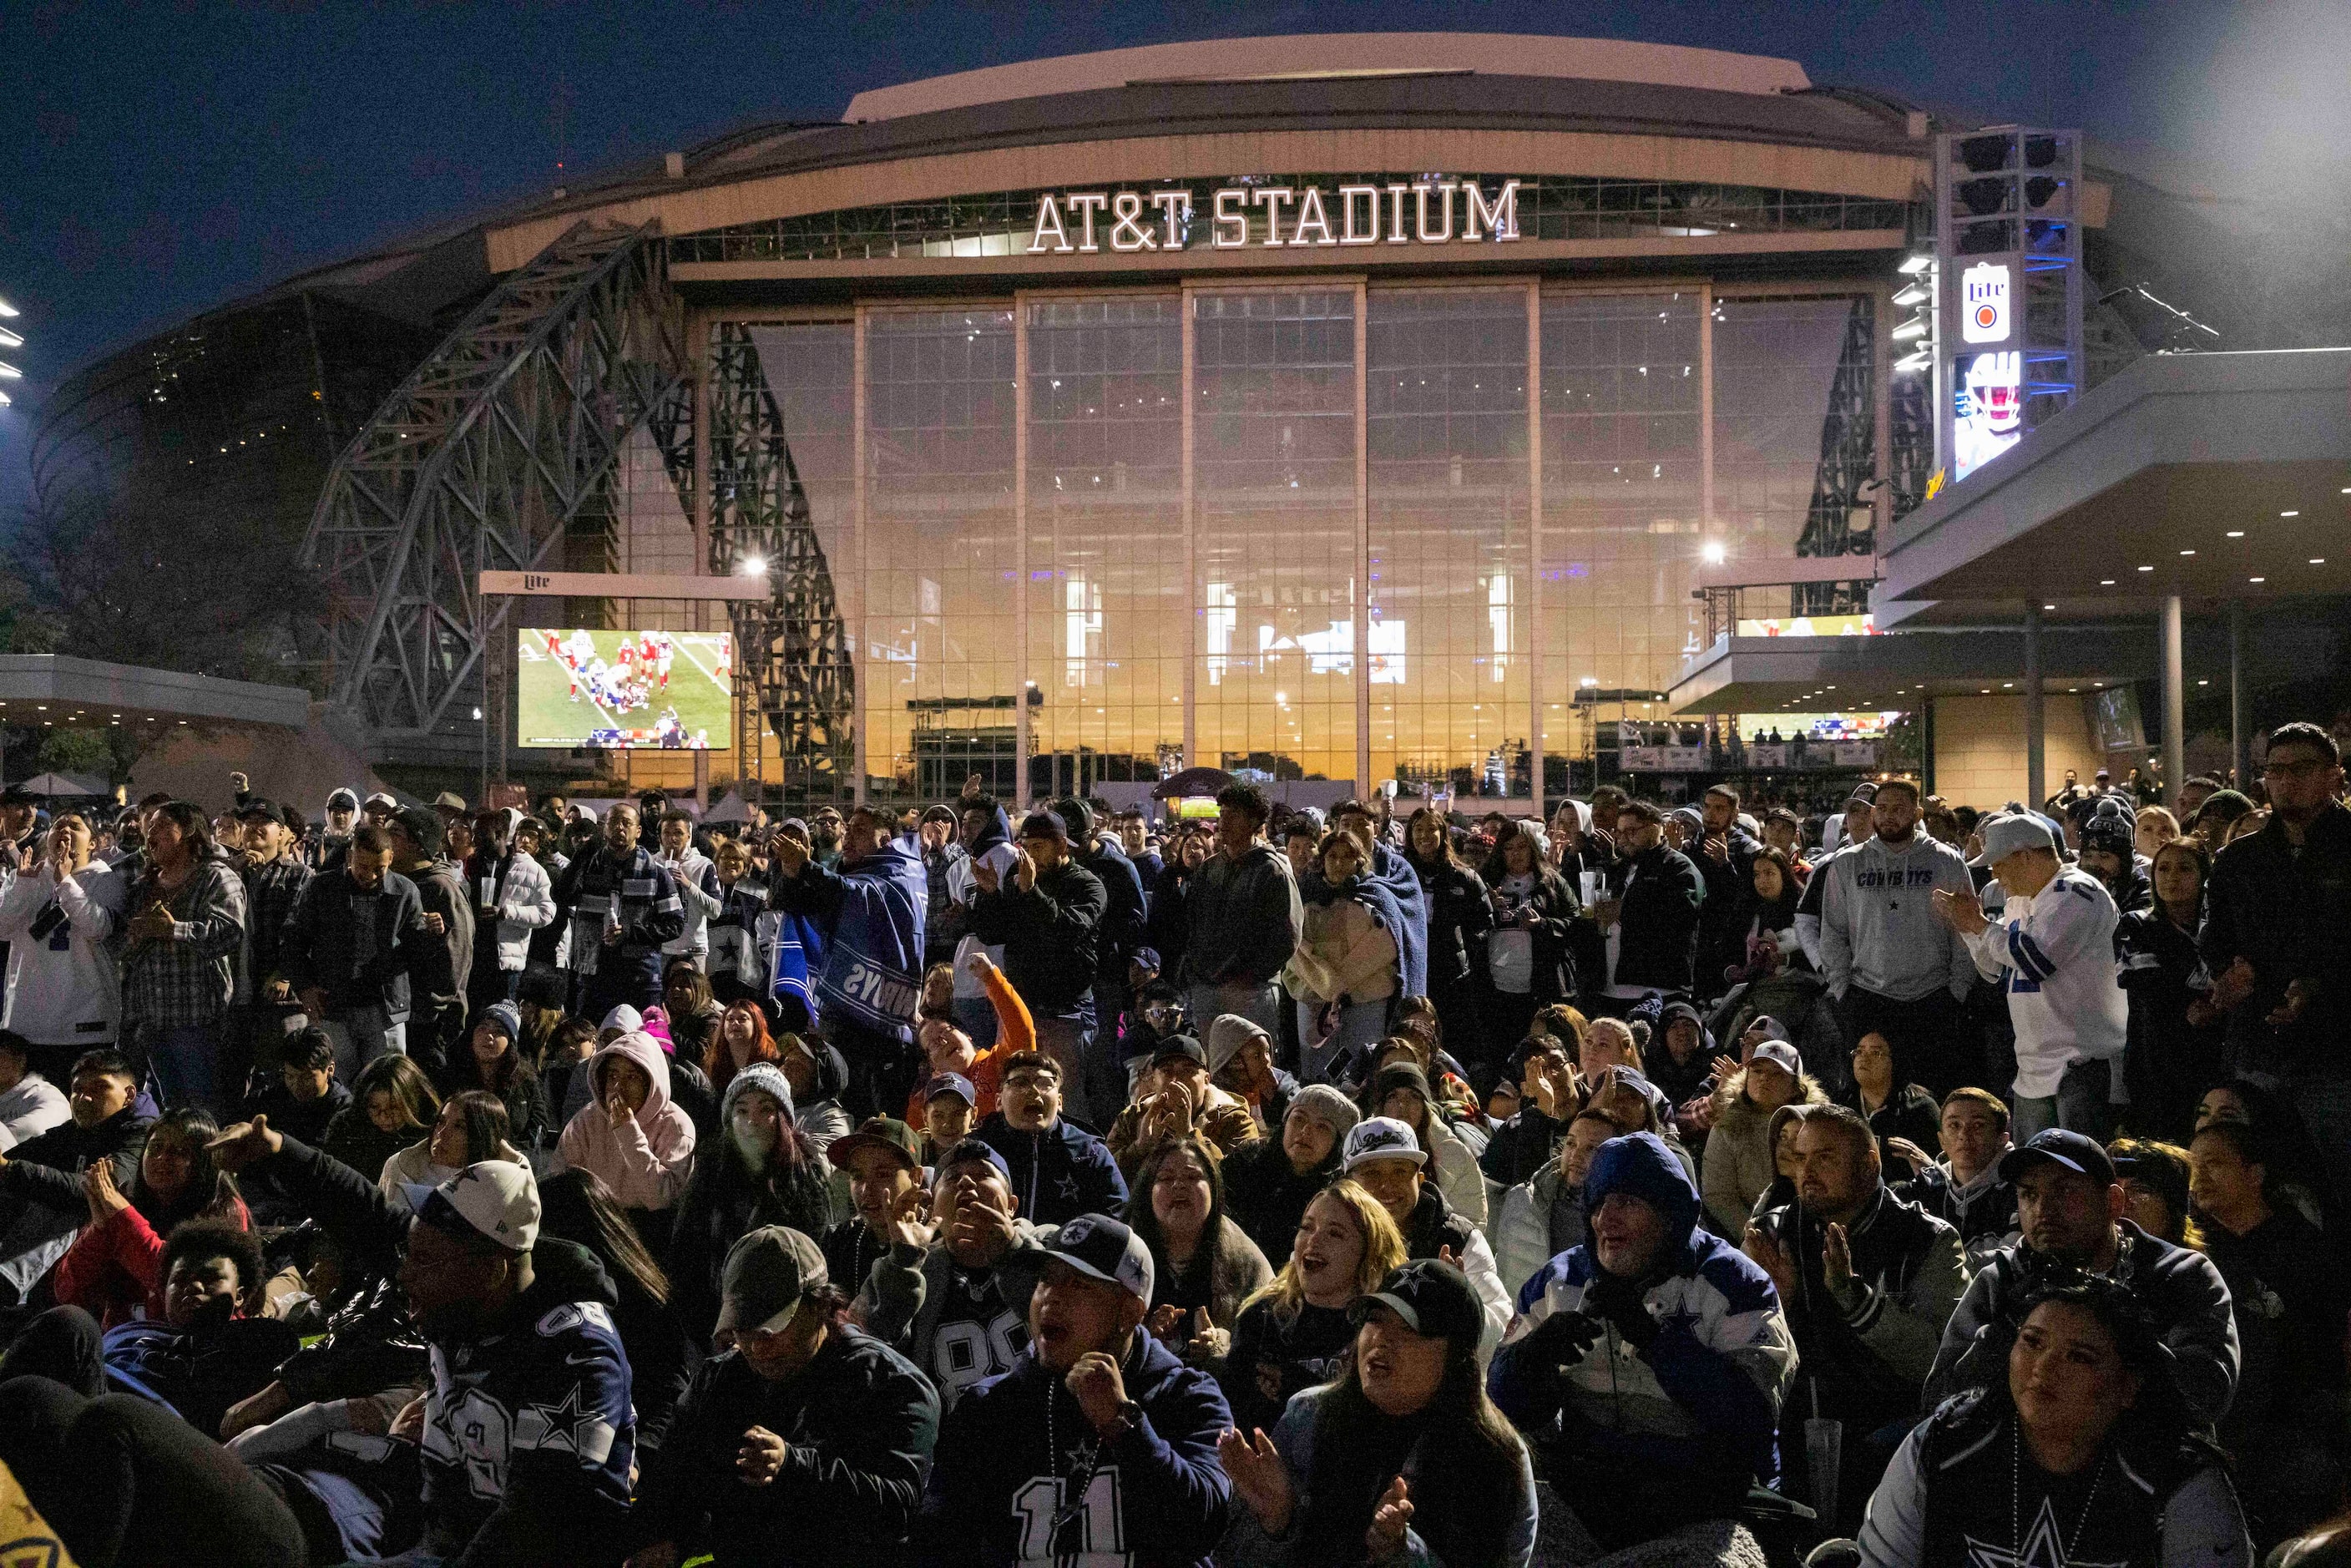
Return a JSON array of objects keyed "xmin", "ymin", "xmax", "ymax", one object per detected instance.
[{"xmin": 5, "ymin": 0, "xmax": 2346, "ymax": 505}]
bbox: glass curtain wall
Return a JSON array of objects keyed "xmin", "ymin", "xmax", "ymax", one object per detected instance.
[
  {"xmin": 862, "ymin": 309, "xmax": 1019, "ymax": 792},
  {"xmin": 1024, "ymin": 296, "xmax": 1186, "ymax": 797},
  {"xmin": 747, "ymin": 322, "xmax": 857, "ymax": 777},
  {"xmin": 1538, "ymin": 293, "xmax": 1706, "ymax": 740},
  {"xmin": 1192, "ymin": 289, "xmax": 1358, "ymax": 782},
  {"xmin": 1712, "ymin": 294, "xmax": 1874, "ymax": 608},
  {"xmin": 1368, "ymin": 287, "xmax": 1531, "ymax": 797}
]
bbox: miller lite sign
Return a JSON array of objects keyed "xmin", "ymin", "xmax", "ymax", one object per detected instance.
[{"xmin": 1960, "ymin": 262, "xmax": 2011, "ymax": 345}]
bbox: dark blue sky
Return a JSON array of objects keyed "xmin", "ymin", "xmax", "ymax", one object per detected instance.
[{"xmin": 4, "ymin": 0, "xmax": 2344, "ymax": 501}]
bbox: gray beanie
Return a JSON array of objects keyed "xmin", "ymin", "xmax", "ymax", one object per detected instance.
[{"xmin": 1287, "ymin": 1083, "xmax": 1362, "ymax": 1141}]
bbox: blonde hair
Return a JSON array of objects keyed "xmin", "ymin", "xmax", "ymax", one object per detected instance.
[{"xmin": 1243, "ymin": 1178, "xmax": 1407, "ymax": 1328}]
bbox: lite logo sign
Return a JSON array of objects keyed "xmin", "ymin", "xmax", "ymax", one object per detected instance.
[
  {"xmin": 1027, "ymin": 180, "xmax": 1524, "ymax": 254},
  {"xmin": 1959, "ymin": 262, "xmax": 2011, "ymax": 345}
]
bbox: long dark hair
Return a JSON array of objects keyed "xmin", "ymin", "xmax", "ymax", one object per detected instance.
[
  {"xmin": 146, "ymin": 801, "xmax": 216, "ymax": 875},
  {"xmin": 538, "ymin": 1167, "xmax": 671, "ymax": 1308},
  {"xmin": 1970, "ymin": 1272, "xmax": 2212, "ymax": 1474},
  {"xmin": 137, "ymin": 1106, "xmax": 240, "ymax": 1230},
  {"xmin": 1750, "ymin": 846, "xmax": 1802, "ymax": 930},
  {"xmin": 1301, "ymin": 1290, "xmax": 1529, "ymax": 1568},
  {"xmin": 697, "ymin": 1095, "xmax": 834, "ymax": 1237},
  {"xmin": 1123, "ymin": 1135, "xmax": 1231, "ymax": 1302},
  {"xmin": 1402, "ymin": 807, "xmax": 1462, "ymax": 874},
  {"xmin": 441, "ymin": 1090, "xmax": 512, "ymax": 1165},
  {"xmin": 463, "ymin": 1022, "xmax": 535, "ymax": 1100}
]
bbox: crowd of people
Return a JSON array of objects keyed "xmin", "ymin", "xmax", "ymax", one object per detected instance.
[{"xmin": 0, "ymin": 721, "xmax": 2340, "ymax": 1568}]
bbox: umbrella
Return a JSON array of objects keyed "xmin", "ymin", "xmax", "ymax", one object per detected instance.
[
  {"xmin": 18, "ymin": 772, "xmax": 108, "ymax": 798},
  {"xmin": 1150, "ymin": 766, "xmax": 1237, "ymax": 802}
]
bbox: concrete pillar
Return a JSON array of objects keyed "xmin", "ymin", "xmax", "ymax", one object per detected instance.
[
  {"xmin": 2023, "ymin": 601, "xmax": 2045, "ymax": 810},
  {"xmin": 2229, "ymin": 601, "xmax": 2248, "ymax": 790},
  {"xmin": 2161, "ymin": 594, "xmax": 2186, "ymax": 803}
]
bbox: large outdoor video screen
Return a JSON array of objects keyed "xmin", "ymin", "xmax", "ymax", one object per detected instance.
[{"xmin": 517, "ymin": 629, "xmax": 732, "ymax": 750}]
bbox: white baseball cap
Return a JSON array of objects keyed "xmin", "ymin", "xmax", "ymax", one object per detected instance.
[
  {"xmin": 403, "ymin": 1160, "xmax": 539, "ymax": 1253},
  {"xmin": 1342, "ymin": 1116, "xmax": 1428, "ymax": 1174}
]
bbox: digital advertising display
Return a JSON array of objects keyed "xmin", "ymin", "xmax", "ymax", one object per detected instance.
[{"xmin": 517, "ymin": 629, "xmax": 733, "ymax": 750}]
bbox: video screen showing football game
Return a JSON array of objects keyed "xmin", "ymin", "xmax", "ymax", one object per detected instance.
[{"xmin": 517, "ymin": 629, "xmax": 733, "ymax": 750}]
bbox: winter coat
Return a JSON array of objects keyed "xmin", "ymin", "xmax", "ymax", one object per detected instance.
[
  {"xmin": 1220, "ymin": 1136, "xmax": 1342, "ymax": 1265},
  {"xmin": 1145, "ymin": 857, "xmax": 1199, "ymax": 985},
  {"xmin": 1701, "ymin": 1069, "xmax": 1827, "ymax": 1236},
  {"xmin": 553, "ymin": 1029, "xmax": 698, "ymax": 1211},
  {"xmin": 1492, "ymin": 1158, "xmax": 1589, "ymax": 1304},
  {"xmin": 463, "ymin": 845, "xmax": 557, "ymax": 973},
  {"xmin": 0, "ymin": 860, "xmax": 126, "ymax": 1044},
  {"xmin": 1425, "ymin": 1115, "xmax": 1489, "ymax": 1228},
  {"xmin": 276, "ymin": 866, "xmax": 427, "ymax": 1019},
  {"xmin": 973, "ymin": 1111, "xmax": 1130, "ymax": 1228},
  {"xmin": 1406, "ymin": 849, "xmax": 1494, "ymax": 992},
  {"xmin": 377, "ymin": 1133, "xmax": 528, "ymax": 1197},
  {"xmin": 1106, "ymin": 1082, "xmax": 1262, "ymax": 1178},
  {"xmin": 1838, "ymin": 1080, "xmax": 1944, "ymax": 1161},
  {"xmin": 656, "ymin": 846, "xmax": 723, "ymax": 960},
  {"xmin": 1147, "ymin": 1215, "xmax": 1273, "ymax": 1332},
  {"xmin": 1181, "ymin": 842, "xmax": 1302, "ymax": 989},
  {"xmin": 968, "ymin": 859, "xmax": 1106, "ymax": 1014},
  {"xmin": 667, "ymin": 1067, "xmax": 838, "ymax": 1342},
  {"xmin": 2200, "ymin": 799, "xmax": 2351, "ymax": 1079},
  {"xmin": 1282, "ymin": 888, "xmax": 1400, "ymax": 1009},
  {"xmin": 1479, "ymin": 1106, "xmax": 1565, "ymax": 1189},
  {"xmin": 1396, "ymin": 1184, "xmax": 1512, "ymax": 1356},
  {"xmin": 2117, "ymin": 903, "xmax": 2227, "ymax": 1141},
  {"xmin": 0, "ymin": 1072, "xmax": 70, "ymax": 1153},
  {"xmin": 1606, "ymin": 843, "xmax": 1706, "ymax": 994}
]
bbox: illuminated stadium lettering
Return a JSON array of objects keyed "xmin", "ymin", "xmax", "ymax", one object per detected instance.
[{"xmin": 1026, "ymin": 179, "xmax": 1520, "ymax": 254}]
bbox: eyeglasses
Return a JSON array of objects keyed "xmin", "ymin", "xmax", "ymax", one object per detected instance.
[{"xmin": 2261, "ymin": 759, "xmax": 2328, "ymax": 780}]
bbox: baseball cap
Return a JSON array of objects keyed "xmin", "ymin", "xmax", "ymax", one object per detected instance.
[
  {"xmin": 1016, "ymin": 809, "xmax": 1069, "ymax": 846},
  {"xmin": 1749, "ymin": 1039, "xmax": 1802, "ymax": 1079},
  {"xmin": 235, "ymin": 797, "xmax": 281, "ymax": 822},
  {"xmin": 1969, "ymin": 812, "xmax": 2058, "ymax": 867},
  {"xmin": 938, "ymin": 1137, "xmax": 1012, "ymax": 1185},
  {"xmin": 1352, "ymin": 1259, "xmax": 1484, "ymax": 1343},
  {"xmin": 921, "ymin": 1072, "xmax": 977, "ymax": 1107},
  {"xmin": 1150, "ymin": 1034, "xmax": 1207, "ymax": 1070},
  {"xmin": 1342, "ymin": 1116, "xmax": 1428, "ymax": 1174},
  {"xmin": 364, "ymin": 791, "xmax": 399, "ymax": 812},
  {"xmin": 1041, "ymin": 1212, "xmax": 1153, "ymax": 1303},
  {"xmin": 828, "ymin": 1116, "xmax": 922, "ymax": 1171},
  {"xmin": 715, "ymin": 1226, "xmax": 828, "ymax": 1337},
  {"xmin": 1130, "ymin": 945, "xmax": 1163, "ymax": 974},
  {"xmin": 326, "ymin": 788, "xmax": 359, "ymax": 811},
  {"xmin": 1998, "ymin": 1128, "xmax": 2117, "ymax": 1187},
  {"xmin": 432, "ymin": 791, "xmax": 468, "ymax": 814},
  {"xmin": 403, "ymin": 1161, "xmax": 539, "ymax": 1252}
]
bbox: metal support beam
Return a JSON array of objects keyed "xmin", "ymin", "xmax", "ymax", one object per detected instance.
[
  {"xmin": 2229, "ymin": 600, "xmax": 2248, "ymax": 791},
  {"xmin": 2161, "ymin": 594, "xmax": 2186, "ymax": 803},
  {"xmin": 2023, "ymin": 600, "xmax": 2045, "ymax": 809}
]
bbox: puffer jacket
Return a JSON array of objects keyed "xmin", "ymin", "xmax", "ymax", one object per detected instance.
[
  {"xmin": 1700, "ymin": 1069, "xmax": 1827, "ymax": 1237},
  {"xmin": 1492, "ymin": 1159, "xmax": 1588, "ymax": 1304},
  {"xmin": 465, "ymin": 829, "xmax": 557, "ymax": 972},
  {"xmin": 554, "ymin": 1029, "xmax": 698, "ymax": 1211}
]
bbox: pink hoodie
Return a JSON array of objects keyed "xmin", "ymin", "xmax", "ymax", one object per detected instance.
[{"xmin": 554, "ymin": 1029, "xmax": 697, "ymax": 1210}]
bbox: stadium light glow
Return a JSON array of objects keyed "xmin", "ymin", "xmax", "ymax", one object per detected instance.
[
  {"xmin": 0, "ymin": 298, "xmax": 18, "ymax": 317},
  {"xmin": 1700, "ymin": 539, "xmax": 1727, "ymax": 565},
  {"xmin": 1898, "ymin": 255, "xmax": 1933, "ymax": 275},
  {"xmin": 739, "ymin": 555, "xmax": 766, "ymax": 575}
]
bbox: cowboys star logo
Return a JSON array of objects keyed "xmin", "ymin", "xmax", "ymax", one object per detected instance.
[{"xmin": 1965, "ymin": 1499, "xmax": 2127, "ymax": 1568}]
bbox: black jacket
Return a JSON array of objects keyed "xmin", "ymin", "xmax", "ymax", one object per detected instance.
[
  {"xmin": 0, "ymin": 1105, "xmax": 153, "ymax": 1220},
  {"xmin": 1837, "ymin": 1081, "xmax": 1944, "ymax": 1161},
  {"xmin": 1180, "ymin": 842, "xmax": 1301, "ymax": 990},
  {"xmin": 2117, "ymin": 903, "xmax": 2227, "ymax": 1142},
  {"xmin": 1475, "ymin": 857, "xmax": 1581, "ymax": 1003},
  {"xmin": 1479, "ymin": 1105, "xmax": 1565, "ymax": 1188},
  {"xmin": 1694, "ymin": 826, "xmax": 1763, "ymax": 982},
  {"xmin": 968, "ymin": 860, "xmax": 1106, "ymax": 1014},
  {"xmin": 1077, "ymin": 839, "xmax": 1148, "ymax": 980},
  {"xmin": 1408, "ymin": 850, "xmax": 1494, "ymax": 991},
  {"xmin": 1608, "ymin": 843, "xmax": 1706, "ymax": 994},
  {"xmin": 635, "ymin": 1327, "xmax": 939, "ymax": 1567},
  {"xmin": 2200, "ymin": 798, "xmax": 2351, "ymax": 1077},
  {"xmin": 1220, "ymin": 1136, "xmax": 1340, "ymax": 1264},
  {"xmin": 276, "ymin": 867, "xmax": 427, "ymax": 1018}
]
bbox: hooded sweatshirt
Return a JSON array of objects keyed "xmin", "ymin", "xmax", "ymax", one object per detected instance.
[
  {"xmin": 554, "ymin": 1029, "xmax": 697, "ymax": 1211},
  {"xmin": 944, "ymin": 806, "xmax": 1018, "ymax": 1004},
  {"xmin": 1816, "ymin": 831, "xmax": 1976, "ymax": 1003},
  {"xmin": 1491, "ymin": 1131, "xmax": 1797, "ymax": 1520}
]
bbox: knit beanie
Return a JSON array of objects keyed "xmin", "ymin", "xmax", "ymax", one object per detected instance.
[{"xmin": 1287, "ymin": 1083, "xmax": 1362, "ymax": 1141}]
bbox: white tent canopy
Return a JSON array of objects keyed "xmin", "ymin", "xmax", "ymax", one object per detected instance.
[{"xmin": 18, "ymin": 771, "xmax": 109, "ymax": 797}]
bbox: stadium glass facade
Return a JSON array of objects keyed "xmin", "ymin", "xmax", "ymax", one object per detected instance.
[{"xmin": 710, "ymin": 262, "xmax": 1880, "ymax": 801}]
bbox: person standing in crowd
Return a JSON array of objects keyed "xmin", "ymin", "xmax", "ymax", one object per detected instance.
[
  {"xmin": 1283, "ymin": 829, "xmax": 1405, "ymax": 1085},
  {"xmin": 1337, "ymin": 1116, "xmax": 1511, "ymax": 1349},
  {"xmin": 1146, "ymin": 822, "xmax": 1211, "ymax": 1000},
  {"xmin": 118, "ymin": 801, "xmax": 248, "ymax": 1115},
  {"xmin": 277, "ymin": 822, "xmax": 423, "ymax": 1080},
  {"xmin": 1055, "ymin": 797, "xmax": 1147, "ymax": 1117},
  {"xmin": 1925, "ymin": 1128, "xmax": 2238, "ymax": 1428},
  {"xmin": 1404, "ymin": 805, "xmax": 1494, "ymax": 1062},
  {"xmin": 940, "ymin": 797, "xmax": 1017, "ymax": 1050},
  {"xmin": 1887, "ymin": 1086, "xmax": 2019, "ymax": 1269},
  {"xmin": 232, "ymin": 797, "xmax": 309, "ymax": 1063},
  {"xmin": 1587, "ymin": 799, "xmax": 1706, "ymax": 1009},
  {"xmin": 627, "ymin": 1226, "xmax": 940, "ymax": 1568},
  {"xmin": 1221, "ymin": 1082, "xmax": 1357, "ymax": 1263},
  {"xmin": 1115, "ymin": 807, "xmax": 1161, "ymax": 890},
  {"xmin": 2188, "ymin": 1120, "xmax": 2348, "ymax": 1545},
  {"xmin": 310, "ymin": 787, "xmax": 360, "ymax": 872},
  {"xmin": 1476, "ymin": 820, "xmax": 1580, "ymax": 1060},
  {"xmin": 653, "ymin": 810, "xmax": 723, "ymax": 974},
  {"xmin": 463, "ymin": 808, "xmax": 556, "ymax": 1018},
  {"xmin": 974, "ymin": 1050, "xmax": 1128, "ymax": 1227},
  {"xmin": 769, "ymin": 805, "xmax": 928, "ymax": 1118},
  {"xmin": 917, "ymin": 803, "xmax": 968, "ymax": 972},
  {"xmin": 968, "ymin": 809, "xmax": 1108, "ymax": 1124},
  {"xmin": 1491, "ymin": 1130, "xmax": 1797, "ymax": 1550},
  {"xmin": 1936, "ymin": 813, "xmax": 2127, "ymax": 1140},
  {"xmin": 2117, "ymin": 837, "xmax": 2223, "ymax": 1143},
  {"xmin": 1219, "ymin": 1177, "xmax": 1404, "ymax": 1436},
  {"xmin": 1221, "ymin": 1258, "xmax": 1539, "ymax": 1568},
  {"xmin": 1691, "ymin": 784, "xmax": 1763, "ymax": 999},
  {"xmin": 386, "ymin": 807, "xmax": 476, "ymax": 1081},
  {"xmin": 2076, "ymin": 797, "xmax": 2153, "ymax": 914},
  {"xmin": 1181, "ymin": 783, "xmax": 1304, "ymax": 1039},
  {"xmin": 1742, "ymin": 1105, "xmax": 1967, "ymax": 1530},
  {"xmin": 918, "ymin": 1212, "xmax": 1234, "ymax": 1567},
  {"xmin": 2200, "ymin": 721, "xmax": 2351, "ymax": 1199},
  {"xmin": 1858, "ymin": 1277, "xmax": 2251, "ymax": 1568},
  {"xmin": 557, "ymin": 800, "xmax": 688, "ymax": 1023},
  {"xmin": 1818, "ymin": 779, "xmax": 1976, "ymax": 1095},
  {"xmin": 0, "ymin": 812, "xmax": 127, "ymax": 1087}
]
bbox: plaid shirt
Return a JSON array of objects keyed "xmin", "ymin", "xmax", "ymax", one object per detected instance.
[
  {"xmin": 242, "ymin": 854, "xmax": 312, "ymax": 989},
  {"xmin": 119, "ymin": 856, "xmax": 248, "ymax": 1029}
]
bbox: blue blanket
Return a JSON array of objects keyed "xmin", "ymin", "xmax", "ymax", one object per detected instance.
[
  {"xmin": 1303, "ymin": 839, "xmax": 1428, "ymax": 999},
  {"xmin": 810, "ymin": 832, "xmax": 929, "ymax": 1042}
]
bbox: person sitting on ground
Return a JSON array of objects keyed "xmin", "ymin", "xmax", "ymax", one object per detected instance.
[
  {"xmin": 1206, "ymin": 1013, "xmax": 1297, "ymax": 1136},
  {"xmin": 624, "ymin": 1226, "xmax": 941, "ymax": 1568},
  {"xmin": 668, "ymin": 1061, "xmax": 836, "ymax": 1343},
  {"xmin": 321, "ymin": 1053, "xmax": 437, "ymax": 1196},
  {"xmin": 819, "ymin": 1116, "xmax": 925, "ymax": 1305},
  {"xmin": 1837, "ymin": 1029, "xmax": 1942, "ymax": 1161},
  {"xmin": 206, "ymin": 1118, "xmax": 639, "ymax": 1566},
  {"xmin": 973, "ymin": 1050, "xmax": 1128, "ymax": 1227},
  {"xmin": 1125, "ymin": 1133, "xmax": 1272, "ymax": 1368},
  {"xmin": 552, "ymin": 1026, "xmax": 698, "ymax": 1217},
  {"xmin": 2189, "ymin": 1120, "xmax": 2348, "ymax": 1546},
  {"xmin": 1479, "ymin": 1034, "xmax": 1581, "ymax": 1188},
  {"xmin": 1924, "ymin": 1128, "xmax": 2239, "ymax": 1429},
  {"xmin": 377, "ymin": 1089, "xmax": 526, "ymax": 1196},
  {"xmin": 703, "ymin": 998, "xmax": 782, "ymax": 1101},
  {"xmin": 1222, "ymin": 1258, "xmax": 1539, "ymax": 1568},
  {"xmin": 857, "ymin": 1137, "xmax": 1053, "ymax": 1412},
  {"xmin": 1644, "ymin": 999, "xmax": 1718, "ymax": 1121},
  {"xmin": 1585, "ymin": 1061, "xmax": 1703, "ymax": 1193},
  {"xmin": 240, "ymin": 1025, "xmax": 347, "ymax": 1151},
  {"xmin": 1489, "ymin": 1130, "xmax": 1797, "ymax": 1552},
  {"xmin": 1857, "ymin": 1276, "xmax": 2251, "ymax": 1568},
  {"xmin": 448, "ymin": 1000, "xmax": 548, "ymax": 1156},
  {"xmin": 918, "ymin": 1212, "xmax": 1234, "ymax": 1567},
  {"xmin": 774, "ymin": 1031, "xmax": 852, "ymax": 1150},
  {"xmin": 1742, "ymin": 1104, "xmax": 1968, "ymax": 1534},
  {"xmin": 1219, "ymin": 1177, "xmax": 1406, "ymax": 1438},
  {"xmin": 1366, "ymin": 1060, "xmax": 1488, "ymax": 1227},
  {"xmin": 0, "ymin": 1049, "xmax": 154, "ymax": 1302},
  {"xmin": 1703, "ymin": 1037, "xmax": 1828, "ymax": 1235},
  {"xmin": 1887, "ymin": 1086, "xmax": 2019, "ymax": 1270},
  {"xmin": 1494, "ymin": 1106, "xmax": 1619, "ymax": 1302},
  {"xmin": 2111, "ymin": 1138, "xmax": 2200, "ymax": 1248},
  {"xmin": 0, "ymin": 1029, "xmax": 71, "ymax": 1153},
  {"xmin": 1108, "ymin": 1034, "xmax": 1261, "ymax": 1178},
  {"xmin": 53, "ymin": 1105, "xmax": 249, "ymax": 1328},
  {"xmin": 537, "ymin": 1166, "xmax": 693, "ymax": 1454},
  {"xmin": 1220, "ymin": 1085, "xmax": 1357, "ymax": 1265},
  {"xmin": 1339, "ymin": 1116, "xmax": 1512, "ymax": 1353}
]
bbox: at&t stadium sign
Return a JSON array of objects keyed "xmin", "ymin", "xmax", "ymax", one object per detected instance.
[{"xmin": 1027, "ymin": 179, "xmax": 1524, "ymax": 254}]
